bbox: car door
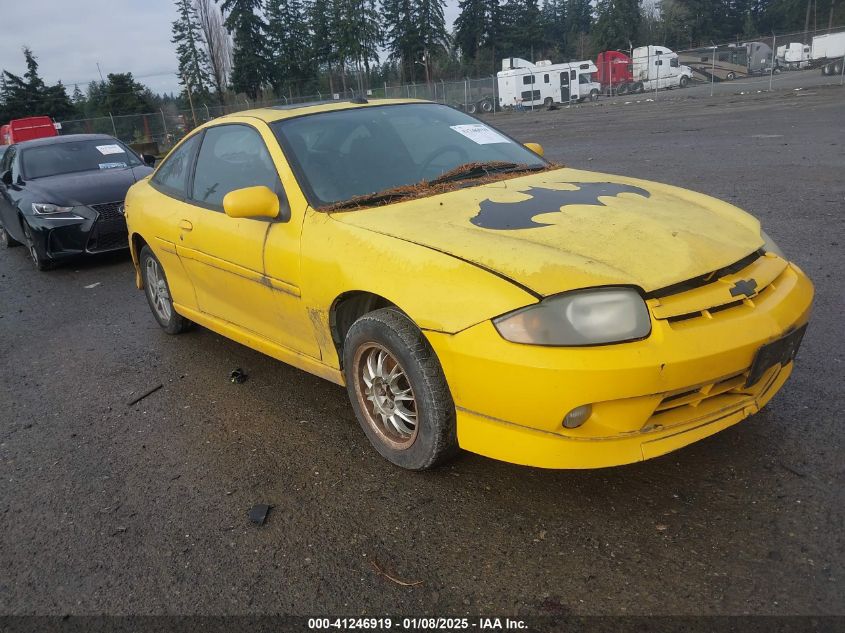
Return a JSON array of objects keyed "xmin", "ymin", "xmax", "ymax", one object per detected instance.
[
  {"xmin": 177, "ymin": 122, "xmax": 319, "ymax": 358},
  {"xmin": 144, "ymin": 132, "xmax": 205, "ymax": 314}
]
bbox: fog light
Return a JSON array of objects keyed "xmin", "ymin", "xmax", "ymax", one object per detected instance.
[{"xmin": 562, "ymin": 404, "xmax": 592, "ymax": 429}]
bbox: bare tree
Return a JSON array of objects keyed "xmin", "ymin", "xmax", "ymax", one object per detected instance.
[{"xmin": 194, "ymin": 0, "xmax": 233, "ymax": 105}]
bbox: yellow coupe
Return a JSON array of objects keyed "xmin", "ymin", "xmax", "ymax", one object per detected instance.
[{"xmin": 124, "ymin": 99, "xmax": 813, "ymax": 470}]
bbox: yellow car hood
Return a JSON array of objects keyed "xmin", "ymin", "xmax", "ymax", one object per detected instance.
[{"xmin": 331, "ymin": 167, "xmax": 764, "ymax": 296}]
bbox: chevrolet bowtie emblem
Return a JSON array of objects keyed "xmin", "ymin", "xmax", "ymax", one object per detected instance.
[{"xmin": 730, "ymin": 278, "xmax": 757, "ymax": 297}]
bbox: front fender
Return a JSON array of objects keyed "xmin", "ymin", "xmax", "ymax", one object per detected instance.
[{"xmin": 300, "ymin": 209, "xmax": 538, "ymax": 364}]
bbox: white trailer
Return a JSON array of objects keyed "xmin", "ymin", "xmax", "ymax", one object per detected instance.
[
  {"xmin": 497, "ymin": 58, "xmax": 601, "ymax": 110},
  {"xmin": 631, "ymin": 46, "xmax": 692, "ymax": 90},
  {"xmin": 811, "ymin": 32, "xmax": 845, "ymax": 75},
  {"xmin": 776, "ymin": 42, "xmax": 812, "ymax": 70}
]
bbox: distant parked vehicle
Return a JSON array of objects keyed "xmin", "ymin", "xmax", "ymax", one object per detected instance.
[
  {"xmin": 679, "ymin": 42, "xmax": 773, "ymax": 81},
  {"xmin": 497, "ymin": 57, "xmax": 600, "ymax": 110},
  {"xmin": 0, "ymin": 134, "xmax": 155, "ymax": 270},
  {"xmin": 596, "ymin": 50, "xmax": 641, "ymax": 94},
  {"xmin": 0, "ymin": 116, "xmax": 59, "ymax": 145},
  {"xmin": 630, "ymin": 46, "xmax": 693, "ymax": 89},
  {"xmin": 811, "ymin": 32, "xmax": 845, "ymax": 76},
  {"xmin": 776, "ymin": 42, "xmax": 812, "ymax": 70}
]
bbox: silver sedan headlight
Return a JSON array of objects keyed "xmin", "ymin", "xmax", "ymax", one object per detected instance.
[
  {"xmin": 761, "ymin": 230, "xmax": 785, "ymax": 258},
  {"xmin": 493, "ymin": 287, "xmax": 651, "ymax": 346}
]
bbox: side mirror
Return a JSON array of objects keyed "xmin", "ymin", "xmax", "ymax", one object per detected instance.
[
  {"xmin": 524, "ymin": 142, "xmax": 544, "ymax": 157},
  {"xmin": 143, "ymin": 154, "xmax": 157, "ymax": 168},
  {"xmin": 223, "ymin": 185, "xmax": 281, "ymax": 220},
  {"xmin": 1, "ymin": 170, "xmax": 11, "ymax": 186}
]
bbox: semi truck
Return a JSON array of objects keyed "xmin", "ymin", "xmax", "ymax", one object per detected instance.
[
  {"xmin": 595, "ymin": 47, "xmax": 692, "ymax": 93},
  {"xmin": 0, "ymin": 116, "xmax": 59, "ymax": 145},
  {"xmin": 497, "ymin": 57, "xmax": 601, "ymax": 109},
  {"xmin": 630, "ymin": 46, "xmax": 693, "ymax": 90},
  {"xmin": 776, "ymin": 42, "xmax": 812, "ymax": 70}
]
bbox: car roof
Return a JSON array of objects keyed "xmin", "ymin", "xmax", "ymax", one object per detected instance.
[
  {"xmin": 15, "ymin": 133, "xmax": 118, "ymax": 149},
  {"xmin": 217, "ymin": 98, "xmax": 426, "ymax": 125}
]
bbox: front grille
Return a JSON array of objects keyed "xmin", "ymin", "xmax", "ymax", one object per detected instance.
[
  {"xmin": 87, "ymin": 200, "xmax": 128, "ymax": 252},
  {"xmin": 91, "ymin": 201, "xmax": 124, "ymax": 221},
  {"xmin": 648, "ymin": 251, "xmax": 790, "ymax": 325},
  {"xmin": 642, "ymin": 363, "xmax": 784, "ymax": 432}
]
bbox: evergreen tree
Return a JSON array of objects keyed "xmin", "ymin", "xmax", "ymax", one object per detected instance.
[
  {"xmin": 265, "ymin": 0, "xmax": 314, "ymax": 94},
  {"xmin": 542, "ymin": 0, "xmax": 568, "ymax": 57},
  {"xmin": 565, "ymin": 0, "xmax": 592, "ymax": 56},
  {"xmin": 310, "ymin": 0, "xmax": 339, "ymax": 88},
  {"xmin": 383, "ymin": 0, "xmax": 419, "ymax": 80},
  {"xmin": 592, "ymin": 0, "xmax": 641, "ymax": 52},
  {"xmin": 333, "ymin": 0, "xmax": 382, "ymax": 89},
  {"xmin": 0, "ymin": 47, "xmax": 75, "ymax": 122},
  {"xmin": 172, "ymin": 0, "xmax": 213, "ymax": 97},
  {"xmin": 454, "ymin": 0, "xmax": 487, "ymax": 60},
  {"xmin": 219, "ymin": 0, "xmax": 268, "ymax": 99}
]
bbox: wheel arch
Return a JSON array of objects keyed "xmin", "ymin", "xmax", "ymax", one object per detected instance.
[
  {"xmin": 130, "ymin": 233, "xmax": 149, "ymax": 289},
  {"xmin": 329, "ymin": 290, "xmax": 401, "ymax": 368}
]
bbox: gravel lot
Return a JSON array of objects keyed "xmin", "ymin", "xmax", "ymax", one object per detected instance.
[{"xmin": 1, "ymin": 84, "xmax": 843, "ymax": 618}]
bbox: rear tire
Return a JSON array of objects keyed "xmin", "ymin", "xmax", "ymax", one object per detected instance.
[
  {"xmin": 0, "ymin": 224, "xmax": 21, "ymax": 248},
  {"xmin": 479, "ymin": 99, "xmax": 494, "ymax": 113},
  {"xmin": 617, "ymin": 83, "xmax": 629, "ymax": 95},
  {"xmin": 344, "ymin": 308, "xmax": 458, "ymax": 470},
  {"xmin": 543, "ymin": 97, "xmax": 553, "ymax": 107},
  {"xmin": 726, "ymin": 72, "xmax": 736, "ymax": 80},
  {"xmin": 139, "ymin": 245, "xmax": 192, "ymax": 334},
  {"xmin": 466, "ymin": 102, "xmax": 477, "ymax": 114}
]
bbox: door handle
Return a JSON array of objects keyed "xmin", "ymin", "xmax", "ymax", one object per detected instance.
[{"xmin": 178, "ymin": 219, "xmax": 193, "ymax": 231}]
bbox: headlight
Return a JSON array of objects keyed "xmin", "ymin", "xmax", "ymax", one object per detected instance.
[
  {"xmin": 761, "ymin": 229, "xmax": 785, "ymax": 258},
  {"xmin": 493, "ymin": 287, "xmax": 651, "ymax": 346},
  {"xmin": 32, "ymin": 203, "xmax": 75, "ymax": 215}
]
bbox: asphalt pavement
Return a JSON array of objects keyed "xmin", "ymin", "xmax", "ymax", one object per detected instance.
[{"xmin": 1, "ymin": 84, "xmax": 843, "ymax": 619}]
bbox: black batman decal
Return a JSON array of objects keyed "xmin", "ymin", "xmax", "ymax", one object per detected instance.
[{"xmin": 470, "ymin": 182, "xmax": 651, "ymax": 230}]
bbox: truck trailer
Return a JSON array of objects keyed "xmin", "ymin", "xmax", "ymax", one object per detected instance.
[
  {"xmin": 497, "ymin": 58, "xmax": 601, "ymax": 110},
  {"xmin": 812, "ymin": 32, "xmax": 845, "ymax": 75},
  {"xmin": 0, "ymin": 116, "xmax": 58, "ymax": 145}
]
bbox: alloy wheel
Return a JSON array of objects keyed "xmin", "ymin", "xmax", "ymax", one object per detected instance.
[
  {"xmin": 145, "ymin": 257, "xmax": 173, "ymax": 322},
  {"xmin": 353, "ymin": 343, "xmax": 419, "ymax": 450}
]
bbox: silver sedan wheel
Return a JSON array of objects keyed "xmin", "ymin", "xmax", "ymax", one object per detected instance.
[
  {"xmin": 145, "ymin": 257, "xmax": 173, "ymax": 322},
  {"xmin": 353, "ymin": 343, "xmax": 419, "ymax": 449}
]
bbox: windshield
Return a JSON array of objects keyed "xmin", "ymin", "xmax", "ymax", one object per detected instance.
[
  {"xmin": 271, "ymin": 103, "xmax": 547, "ymax": 208},
  {"xmin": 21, "ymin": 139, "xmax": 141, "ymax": 179}
]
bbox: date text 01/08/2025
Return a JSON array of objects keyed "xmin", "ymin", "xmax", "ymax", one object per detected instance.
[{"xmin": 307, "ymin": 617, "xmax": 529, "ymax": 630}]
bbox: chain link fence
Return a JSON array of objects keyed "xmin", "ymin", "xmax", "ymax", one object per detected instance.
[{"xmin": 56, "ymin": 26, "xmax": 844, "ymax": 155}]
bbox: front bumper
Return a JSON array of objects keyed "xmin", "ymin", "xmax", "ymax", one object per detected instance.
[
  {"xmin": 425, "ymin": 261, "xmax": 814, "ymax": 469},
  {"xmin": 27, "ymin": 205, "xmax": 128, "ymax": 262}
]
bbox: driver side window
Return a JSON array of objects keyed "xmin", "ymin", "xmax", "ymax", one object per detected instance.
[{"xmin": 190, "ymin": 124, "xmax": 281, "ymax": 211}]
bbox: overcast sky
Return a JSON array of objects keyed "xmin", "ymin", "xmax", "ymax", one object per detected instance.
[{"xmin": 0, "ymin": 0, "xmax": 462, "ymax": 97}]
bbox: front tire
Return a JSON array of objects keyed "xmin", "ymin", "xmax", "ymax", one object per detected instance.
[
  {"xmin": 0, "ymin": 224, "xmax": 21, "ymax": 248},
  {"xmin": 139, "ymin": 245, "xmax": 192, "ymax": 334},
  {"xmin": 344, "ymin": 308, "xmax": 458, "ymax": 470},
  {"xmin": 22, "ymin": 221, "xmax": 51, "ymax": 271},
  {"xmin": 679, "ymin": 75, "xmax": 689, "ymax": 88}
]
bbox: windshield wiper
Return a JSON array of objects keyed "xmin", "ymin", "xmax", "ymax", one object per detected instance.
[
  {"xmin": 428, "ymin": 161, "xmax": 544, "ymax": 186},
  {"xmin": 325, "ymin": 184, "xmax": 420, "ymax": 211}
]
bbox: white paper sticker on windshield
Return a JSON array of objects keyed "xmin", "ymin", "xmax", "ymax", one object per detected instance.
[
  {"xmin": 99, "ymin": 162, "xmax": 127, "ymax": 170},
  {"xmin": 96, "ymin": 144, "xmax": 124, "ymax": 155},
  {"xmin": 449, "ymin": 124, "xmax": 510, "ymax": 145}
]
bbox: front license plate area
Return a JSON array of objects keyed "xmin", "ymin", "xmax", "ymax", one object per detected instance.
[{"xmin": 746, "ymin": 324, "xmax": 807, "ymax": 387}]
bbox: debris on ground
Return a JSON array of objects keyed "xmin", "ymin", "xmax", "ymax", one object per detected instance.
[
  {"xmin": 248, "ymin": 503, "xmax": 271, "ymax": 525},
  {"xmin": 370, "ymin": 557, "xmax": 423, "ymax": 587},
  {"xmin": 84, "ymin": 282, "xmax": 101, "ymax": 289},
  {"xmin": 230, "ymin": 368, "xmax": 248, "ymax": 384},
  {"xmin": 127, "ymin": 384, "xmax": 163, "ymax": 406}
]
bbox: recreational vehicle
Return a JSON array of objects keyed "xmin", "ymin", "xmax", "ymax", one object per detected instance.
[
  {"xmin": 497, "ymin": 58, "xmax": 601, "ymax": 110},
  {"xmin": 678, "ymin": 42, "xmax": 772, "ymax": 81}
]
